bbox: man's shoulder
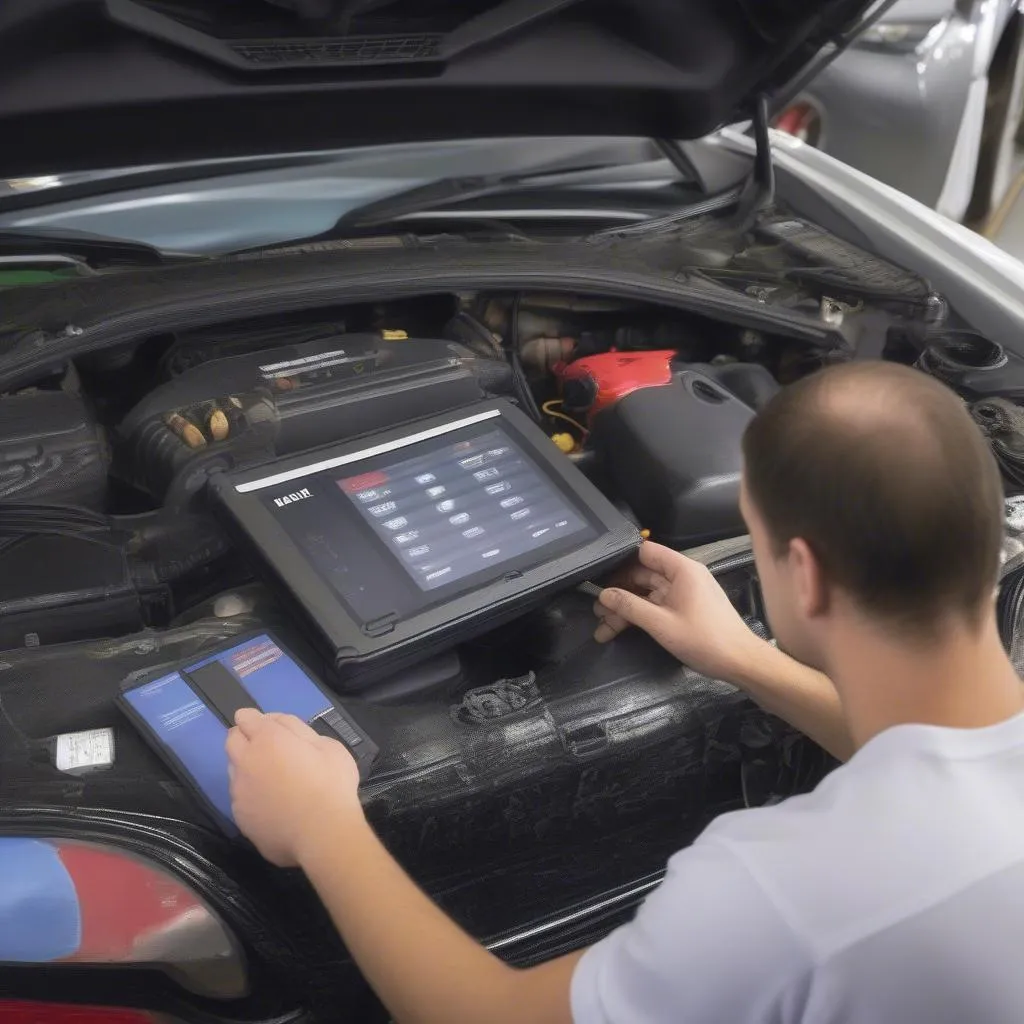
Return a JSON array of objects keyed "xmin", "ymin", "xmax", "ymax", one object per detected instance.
[
  {"xmin": 684, "ymin": 750, "xmax": 1024, "ymax": 959},
  {"xmin": 680, "ymin": 760, "xmax": 920, "ymax": 952},
  {"xmin": 572, "ymin": 826, "xmax": 814, "ymax": 1024},
  {"xmin": 699, "ymin": 760, "xmax": 853, "ymax": 851}
]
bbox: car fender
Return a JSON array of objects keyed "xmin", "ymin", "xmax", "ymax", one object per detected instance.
[
  {"xmin": 936, "ymin": 0, "xmax": 1019, "ymax": 218},
  {"xmin": 972, "ymin": 0, "xmax": 1019, "ymax": 78},
  {"xmin": 716, "ymin": 126, "xmax": 1024, "ymax": 353}
]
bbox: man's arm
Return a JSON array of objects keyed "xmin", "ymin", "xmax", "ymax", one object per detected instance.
[
  {"xmin": 301, "ymin": 812, "xmax": 580, "ymax": 1024},
  {"xmin": 227, "ymin": 709, "xmax": 808, "ymax": 1024},
  {"xmin": 226, "ymin": 710, "xmax": 579, "ymax": 1024},
  {"xmin": 594, "ymin": 542, "xmax": 853, "ymax": 762},
  {"xmin": 722, "ymin": 640, "xmax": 852, "ymax": 762}
]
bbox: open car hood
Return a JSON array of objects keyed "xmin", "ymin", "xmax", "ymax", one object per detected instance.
[{"xmin": 0, "ymin": 0, "xmax": 883, "ymax": 178}]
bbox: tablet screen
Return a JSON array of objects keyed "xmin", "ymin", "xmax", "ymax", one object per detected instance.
[
  {"xmin": 123, "ymin": 672, "xmax": 237, "ymax": 835},
  {"xmin": 255, "ymin": 417, "xmax": 598, "ymax": 626},
  {"xmin": 184, "ymin": 635, "xmax": 333, "ymax": 722},
  {"xmin": 337, "ymin": 427, "xmax": 590, "ymax": 592}
]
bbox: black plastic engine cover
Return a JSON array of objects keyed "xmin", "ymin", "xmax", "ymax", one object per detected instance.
[
  {"xmin": 590, "ymin": 367, "xmax": 761, "ymax": 547},
  {"xmin": 0, "ymin": 535, "xmax": 153, "ymax": 650},
  {"xmin": 118, "ymin": 333, "xmax": 510, "ymax": 509},
  {"xmin": 0, "ymin": 390, "xmax": 108, "ymax": 508}
]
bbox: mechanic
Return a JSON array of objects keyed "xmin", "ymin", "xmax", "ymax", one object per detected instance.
[{"xmin": 225, "ymin": 359, "xmax": 1024, "ymax": 1024}]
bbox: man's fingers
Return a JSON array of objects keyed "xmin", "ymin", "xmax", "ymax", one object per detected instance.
[
  {"xmin": 234, "ymin": 706, "xmax": 264, "ymax": 737},
  {"xmin": 593, "ymin": 597, "xmax": 629, "ymax": 629},
  {"xmin": 234, "ymin": 709, "xmax": 316, "ymax": 748},
  {"xmin": 598, "ymin": 587, "xmax": 668, "ymax": 637},
  {"xmin": 638, "ymin": 541, "xmax": 684, "ymax": 580},
  {"xmin": 226, "ymin": 725, "xmax": 249, "ymax": 765},
  {"xmin": 265, "ymin": 712, "xmax": 319, "ymax": 744},
  {"xmin": 606, "ymin": 562, "xmax": 665, "ymax": 594},
  {"xmin": 622, "ymin": 565, "xmax": 665, "ymax": 594},
  {"xmin": 598, "ymin": 602, "xmax": 626, "ymax": 643}
]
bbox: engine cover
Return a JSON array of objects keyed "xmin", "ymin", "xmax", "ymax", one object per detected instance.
[
  {"xmin": 590, "ymin": 366, "xmax": 771, "ymax": 547},
  {"xmin": 0, "ymin": 391, "xmax": 107, "ymax": 508},
  {"xmin": 119, "ymin": 333, "xmax": 510, "ymax": 508}
]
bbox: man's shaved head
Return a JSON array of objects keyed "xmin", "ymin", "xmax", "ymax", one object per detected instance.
[{"xmin": 742, "ymin": 361, "xmax": 1004, "ymax": 632}]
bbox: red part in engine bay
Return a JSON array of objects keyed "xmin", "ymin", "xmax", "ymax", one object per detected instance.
[{"xmin": 556, "ymin": 350, "xmax": 676, "ymax": 419}]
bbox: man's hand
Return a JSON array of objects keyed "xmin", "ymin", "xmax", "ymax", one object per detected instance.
[
  {"xmin": 226, "ymin": 708, "xmax": 362, "ymax": 868},
  {"xmin": 594, "ymin": 541, "xmax": 765, "ymax": 681},
  {"xmin": 227, "ymin": 718, "xmax": 578, "ymax": 1024},
  {"xmin": 595, "ymin": 542, "xmax": 854, "ymax": 761}
]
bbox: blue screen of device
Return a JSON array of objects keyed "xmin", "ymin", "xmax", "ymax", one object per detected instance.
[
  {"xmin": 185, "ymin": 634, "xmax": 332, "ymax": 722},
  {"xmin": 123, "ymin": 672, "xmax": 237, "ymax": 833}
]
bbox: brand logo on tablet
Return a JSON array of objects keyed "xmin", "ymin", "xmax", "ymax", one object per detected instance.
[{"xmin": 274, "ymin": 487, "xmax": 313, "ymax": 507}]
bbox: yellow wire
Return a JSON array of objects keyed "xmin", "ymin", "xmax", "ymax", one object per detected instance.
[{"xmin": 542, "ymin": 399, "xmax": 588, "ymax": 435}]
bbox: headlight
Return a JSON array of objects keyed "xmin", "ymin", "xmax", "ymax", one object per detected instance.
[
  {"xmin": 0, "ymin": 837, "xmax": 248, "ymax": 1000},
  {"xmin": 854, "ymin": 19, "xmax": 947, "ymax": 53}
]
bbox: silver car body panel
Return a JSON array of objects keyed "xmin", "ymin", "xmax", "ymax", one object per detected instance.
[
  {"xmin": 801, "ymin": 0, "xmax": 1019, "ymax": 219},
  {"xmin": 718, "ymin": 126, "xmax": 1024, "ymax": 345}
]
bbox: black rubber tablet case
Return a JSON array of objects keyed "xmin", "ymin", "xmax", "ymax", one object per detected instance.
[{"xmin": 210, "ymin": 400, "xmax": 642, "ymax": 688}]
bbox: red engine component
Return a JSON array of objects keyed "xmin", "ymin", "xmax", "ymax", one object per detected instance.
[{"xmin": 557, "ymin": 350, "xmax": 676, "ymax": 419}]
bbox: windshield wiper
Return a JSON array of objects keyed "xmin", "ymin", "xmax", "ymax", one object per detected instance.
[
  {"xmin": 331, "ymin": 174, "xmax": 545, "ymax": 230},
  {"xmin": 322, "ymin": 155, "xmax": 685, "ymax": 234},
  {"xmin": 588, "ymin": 96, "xmax": 774, "ymax": 240},
  {"xmin": 0, "ymin": 226, "xmax": 190, "ymax": 267}
]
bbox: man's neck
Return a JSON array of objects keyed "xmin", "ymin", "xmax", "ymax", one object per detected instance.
[{"xmin": 825, "ymin": 612, "xmax": 1024, "ymax": 751}]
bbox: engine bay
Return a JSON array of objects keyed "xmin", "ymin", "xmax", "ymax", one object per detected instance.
[
  {"xmin": 8, "ymin": 225, "xmax": 1024, "ymax": 1011},
  {"xmin": 3, "ymin": 255, "xmax": 1024, "ymax": 685}
]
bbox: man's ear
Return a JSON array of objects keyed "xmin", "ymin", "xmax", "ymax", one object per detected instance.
[{"xmin": 788, "ymin": 538, "xmax": 829, "ymax": 619}]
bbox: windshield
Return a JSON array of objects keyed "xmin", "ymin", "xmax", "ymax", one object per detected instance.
[{"xmin": 0, "ymin": 138, "xmax": 703, "ymax": 256}]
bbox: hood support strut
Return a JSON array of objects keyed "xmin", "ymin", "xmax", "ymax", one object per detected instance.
[
  {"xmin": 596, "ymin": 95, "xmax": 775, "ymax": 240},
  {"xmin": 731, "ymin": 94, "xmax": 775, "ymax": 229}
]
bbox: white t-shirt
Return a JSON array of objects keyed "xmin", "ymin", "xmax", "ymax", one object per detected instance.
[{"xmin": 571, "ymin": 711, "xmax": 1024, "ymax": 1024}]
